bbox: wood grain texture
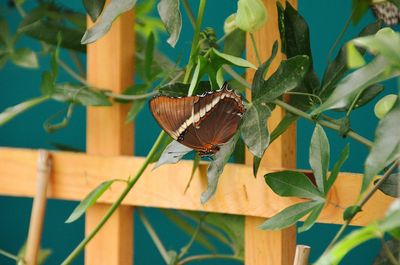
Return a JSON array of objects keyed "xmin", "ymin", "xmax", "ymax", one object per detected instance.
[
  {"xmin": 245, "ymin": 1, "xmax": 298, "ymax": 264},
  {"xmin": 0, "ymin": 147, "xmax": 393, "ymax": 226},
  {"xmin": 85, "ymin": 6, "xmax": 134, "ymax": 265}
]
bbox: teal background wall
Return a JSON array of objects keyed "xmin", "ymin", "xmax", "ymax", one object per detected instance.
[{"xmin": 0, "ymin": 1, "xmax": 393, "ymax": 264}]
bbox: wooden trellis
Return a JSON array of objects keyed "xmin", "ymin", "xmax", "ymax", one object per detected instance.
[{"xmin": 0, "ymin": 1, "xmax": 394, "ymax": 264}]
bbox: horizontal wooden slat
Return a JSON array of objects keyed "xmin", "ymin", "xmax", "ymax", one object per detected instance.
[{"xmin": 0, "ymin": 147, "xmax": 393, "ymax": 226}]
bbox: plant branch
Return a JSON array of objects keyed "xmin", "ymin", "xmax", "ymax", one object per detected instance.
[
  {"xmin": 325, "ymin": 160, "xmax": 400, "ymax": 251},
  {"xmin": 250, "ymin": 33, "xmax": 261, "ymax": 66},
  {"xmin": 380, "ymin": 236, "xmax": 400, "ymax": 265},
  {"xmin": 61, "ymin": 132, "xmax": 166, "ymax": 265},
  {"xmin": 0, "ymin": 248, "xmax": 19, "ymax": 262},
  {"xmin": 182, "ymin": 0, "xmax": 196, "ymax": 28},
  {"xmin": 105, "ymin": 91, "xmax": 158, "ymax": 100},
  {"xmin": 178, "ymin": 214, "xmax": 205, "ymax": 259},
  {"xmin": 138, "ymin": 208, "xmax": 170, "ymax": 264},
  {"xmin": 177, "ymin": 254, "xmax": 243, "ymax": 265}
]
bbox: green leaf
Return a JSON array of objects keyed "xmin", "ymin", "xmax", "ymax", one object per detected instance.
[
  {"xmin": 363, "ymin": 100, "xmax": 400, "ymax": 193},
  {"xmin": 188, "ymin": 56, "xmax": 206, "ymax": 96},
  {"xmin": 148, "ymin": 136, "xmax": 173, "ymax": 164},
  {"xmin": 352, "ymin": 28, "xmax": 400, "ymax": 66},
  {"xmin": 0, "ymin": 97, "xmax": 48, "ymax": 126},
  {"xmin": 254, "ymin": 55, "xmax": 310, "ymax": 102},
  {"xmin": 332, "ymin": 84, "xmax": 384, "ymax": 112},
  {"xmin": 211, "ymin": 48, "xmax": 256, "ymax": 69},
  {"xmin": 223, "ymin": 29, "xmax": 246, "ymax": 57},
  {"xmin": 157, "ymin": 0, "xmax": 182, "ymax": 47},
  {"xmin": 373, "ymin": 239, "xmax": 400, "ymax": 265},
  {"xmin": 52, "ymin": 84, "xmax": 111, "ymax": 106},
  {"xmin": 241, "ymin": 102, "xmax": 271, "ymax": 158},
  {"xmin": 259, "ymin": 201, "xmax": 320, "ymax": 230},
  {"xmin": 153, "ymin": 140, "xmax": 192, "ymax": 170},
  {"xmin": 346, "ymin": 42, "xmax": 366, "ymax": 69},
  {"xmin": 81, "ymin": 0, "xmax": 137, "ymax": 44},
  {"xmin": 298, "ymin": 202, "xmax": 325, "ymax": 233},
  {"xmin": 351, "ymin": 0, "xmax": 371, "ymax": 25},
  {"xmin": 265, "ymin": 170, "xmax": 324, "ymax": 200},
  {"xmin": 145, "ymin": 32, "xmax": 155, "ymax": 81},
  {"xmin": 201, "ymin": 132, "xmax": 240, "ymax": 204},
  {"xmin": 10, "ymin": 48, "xmax": 39, "ymax": 69},
  {"xmin": 320, "ymin": 21, "xmax": 382, "ymax": 101},
  {"xmin": 65, "ymin": 179, "xmax": 116, "ymax": 223},
  {"xmin": 343, "ymin": 205, "xmax": 362, "ymax": 221},
  {"xmin": 126, "ymin": 100, "xmax": 146, "ymax": 122},
  {"xmin": 375, "ymin": 173, "xmax": 399, "ymax": 198},
  {"xmin": 313, "ymin": 56, "xmax": 393, "ymax": 113},
  {"xmin": 326, "ymin": 144, "xmax": 350, "ymax": 192},
  {"xmin": 269, "ymin": 114, "xmax": 298, "ymax": 143},
  {"xmin": 309, "ymin": 124, "xmax": 330, "ymax": 194},
  {"xmin": 0, "ymin": 19, "xmax": 11, "ymax": 47},
  {"xmin": 253, "ymin": 156, "xmax": 262, "ymax": 177},
  {"xmin": 252, "ymin": 41, "xmax": 278, "ymax": 100},
  {"xmin": 84, "ymin": 0, "xmax": 106, "ymax": 22}
]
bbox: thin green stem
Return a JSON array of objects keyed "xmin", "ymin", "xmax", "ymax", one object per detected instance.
[
  {"xmin": 105, "ymin": 91, "xmax": 158, "ymax": 100},
  {"xmin": 183, "ymin": 0, "xmax": 207, "ymax": 84},
  {"xmin": 138, "ymin": 208, "xmax": 170, "ymax": 264},
  {"xmin": 58, "ymin": 59, "xmax": 90, "ymax": 86},
  {"xmin": 250, "ymin": 33, "xmax": 261, "ymax": 66},
  {"xmin": 182, "ymin": 0, "xmax": 196, "ymax": 28},
  {"xmin": 0, "ymin": 248, "xmax": 20, "ymax": 262},
  {"xmin": 327, "ymin": 10, "xmax": 353, "ymax": 63},
  {"xmin": 68, "ymin": 51, "xmax": 85, "ymax": 76},
  {"xmin": 325, "ymin": 160, "xmax": 399, "ymax": 251},
  {"xmin": 61, "ymin": 132, "xmax": 166, "ymax": 265},
  {"xmin": 178, "ymin": 215, "xmax": 205, "ymax": 258},
  {"xmin": 177, "ymin": 254, "xmax": 243, "ymax": 265}
]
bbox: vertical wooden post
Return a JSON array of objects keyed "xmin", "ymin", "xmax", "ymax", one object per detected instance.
[
  {"xmin": 85, "ymin": 7, "xmax": 135, "ymax": 265},
  {"xmin": 245, "ymin": 1, "xmax": 297, "ymax": 264}
]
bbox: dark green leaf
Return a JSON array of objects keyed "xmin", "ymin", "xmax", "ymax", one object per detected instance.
[
  {"xmin": 265, "ymin": 170, "xmax": 324, "ymax": 200},
  {"xmin": 126, "ymin": 100, "xmax": 146, "ymax": 122},
  {"xmin": 84, "ymin": 0, "xmax": 106, "ymax": 22},
  {"xmin": 201, "ymin": 133, "xmax": 240, "ymax": 204},
  {"xmin": 332, "ymin": 84, "xmax": 384, "ymax": 112},
  {"xmin": 145, "ymin": 32, "xmax": 155, "ymax": 81},
  {"xmin": 276, "ymin": 2, "xmax": 286, "ymax": 54},
  {"xmin": 352, "ymin": 0, "xmax": 371, "ymax": 25},
  {"xmin": 0, "ymin": 97, "xmax": 48, "ymax": 126},
  {"xmin": 320, "ymin": 21, "xmax": 382, "ymax": 101},
  {"xmin": 81, "ymin": 0, "xmax": 137, "ymax": 44},
  {"xmin": 343, "ymin": 205, "xmax": 362, "ymax": 221},
  {"xmin": 0, "ymin": 19, "xmax": 11, "ymax": 47},
  {"xmin": 259, "ymin": 201, "xmax": 320, "ymax": 230},
  {"xmin": 52, "ymin": 84, "xmax": 111, "ymax": 106},
  {"xmin": 255, "ymin": 55, "xmax": 310, "ymax": 102},
  {"xmin": 313, "ymin": 56, "xmax": 392, "ymax": 113},
  {"xmin": 158, "ymin": 81, "xmax": 211, "ymax": 97},
  {"xmin": 211, "ymin": 48, "xmax": 256, "ymax": 69},
  {"xmin": 65, "ymin": 179, "xmax": 116, "ymax": 223},
  {"xmin": 326, "ymin": 144, "xmax": 350, "ymax": 192},
  {"xmin": 233, "ymin": 137, "xmax": 245, "ymax": 164},
  {"xmin": 10, "ymin": 48, "xmax": 39, "ymax": 69},
  {"xmin": 363, "ymin": 100, "xmax": 400, "ymax": 193},
  {"xmin": 40, "ymin": 72, "xmax": 54, "ymax": 96},
  {"xmin": 298, "ymin": 202, "xmax": 325, "ymax": 233},
  {"xmin": 376, "ymin": 173, "xmax": 399, "ymax": 198},
  {"xmin": 373, "ymin": 239, "xmax": 400, "ymax": 265},
  {"xmin": 309, "ymin": 124, "xmax": 330, "ymax": 194},
  {"xmin": 157, "ymin": 0, "xmax": 182, "ymax": 47},
  {"xmin": 253, "ymin": 156, "xmax": 262, "ymax": 177},
  {"xmin": 148, "ymin": 136, "xmax": 173, "ymax": 164},
  {"xmin": 223, "ymin": 29, "xmax": 246, "ymax": 57},
  {"xmin": 241, "ymin": 102, "xmax": 271, "ymax": 158},
  {"xmin": 252, "ymin": 41, "xmax": 278, "ymax": 100},
  {"xmin": 153, "ymin": 140, "xmax": 192, "ymax": 170}
]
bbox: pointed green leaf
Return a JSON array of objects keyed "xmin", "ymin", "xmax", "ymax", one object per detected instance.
[
  {"xmin": 144, "ymin": 32, "xmax": 155, "ymax": 81},
  {"xmin": 309, "ymin": 124, "xmax": 330, "ymax": 194},
  {"xmin": 157, "ymin": 0, "xmax": 182, "ymax": 47},
  {"xmin": 326, "ymin": 144, "xmax": 350, "ymax": 192},
  {"xmin": 201, "ymin": 133, "xmax": 240, "ymax": 204},
  {"xmin": 154, "ymin": 140, "xmax": 192, "ymax": 170},
  {"xmin": 0, "ymin": 97, "xmax": 48, "ymax": 126},
  {"xmin": 65, "ymin": 179, "xmax": 117, "ymax": 223},
  {"xmin": 84, "ymin": 0, "xmax": 106, "ymax": 22},
  {"xmin": 346, "ymin": 42, "xmax": 366, "ymax": 69},
  {"xmin": 223, "ymin": 29, "xmax": 245, "ymax": 57},
  {"xmin": 363, "ymin": 100, "xmax": 400, "ymax": 193},
  {"xmin": 52, "ymin": 84, "xmax": 111, "ymax": 106},
  {"xmin": 81, "ymin": 0, "xmax": 137, "ymax": 44},
  {"xmin": 241, "ymin": 102, "xmax": 271, "ymax": 158},
  {"xmin": 10, "ymin": 48, "xmax": 39, "ymax": 69},
  {"xmin": 211, "ymin": 48, "xmax": 256, "ymax": 69},
  {"xmin": 253, "ymin": 156, "xmax": 262, "ymax": 177},
  {"xmin": 126, "ymin": 100, "xmax": 146, "ymax": 122},
  {"xmin": 259, "ymin": 201, "xmax": 320, "ymax": 230},
  {"xmin": 375, "ymin": 173, "xmax": 399, "ymax": 198},
  {"xmin": 298, "ymin": 202, "xmax": 325, "ymax": 233},
  {"xmin": 269, "ymin": 114, "xmax": 298, "ymax": 143},
  {"xmin": 265, "ymin": 170, "xmax": 324, "ymax": 200}
]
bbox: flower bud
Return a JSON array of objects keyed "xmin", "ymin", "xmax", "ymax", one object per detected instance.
[
  {"xmin": 374, "ymin": 94, "xmax": 398, "ymax": 119},
  {"xmin": 235, "ymin": 0, "xmax": 267, "ymax": 33},
  {"xmin": 224, "ymin": 13, "xmax": 237, "ymax": 34}
]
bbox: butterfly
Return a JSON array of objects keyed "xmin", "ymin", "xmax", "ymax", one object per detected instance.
[
  {"xmin": 372, "ymin": 1, "xmax": 400, "ymax": 26},
  {"xmin": 149, "ymin": 82, "xmax": 245, "ymax": 157}
]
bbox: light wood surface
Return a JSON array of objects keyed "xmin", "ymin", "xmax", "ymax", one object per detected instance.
[
  {"xmin": 85, "ymin": 5, "xmax": 135, "ymax": 265},
  {"xmin": 25, "ymin": 150, "xmax": 51, "ymax": 265},
  {"xmin": 245, "ymin": 1, "xmax": 297, "ymax": 264},
  {"xmin": 293, "ymin": 245, "xmax": 311, "ymax": 265},
  {"xmin": 0, "ymin": 147, "xmax": 393, "ymax": 226}
]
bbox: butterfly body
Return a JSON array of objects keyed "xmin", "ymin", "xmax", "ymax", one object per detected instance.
[{"xmin": 150, "ymin": 83, "xmax": 245, "ymax": 157}]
